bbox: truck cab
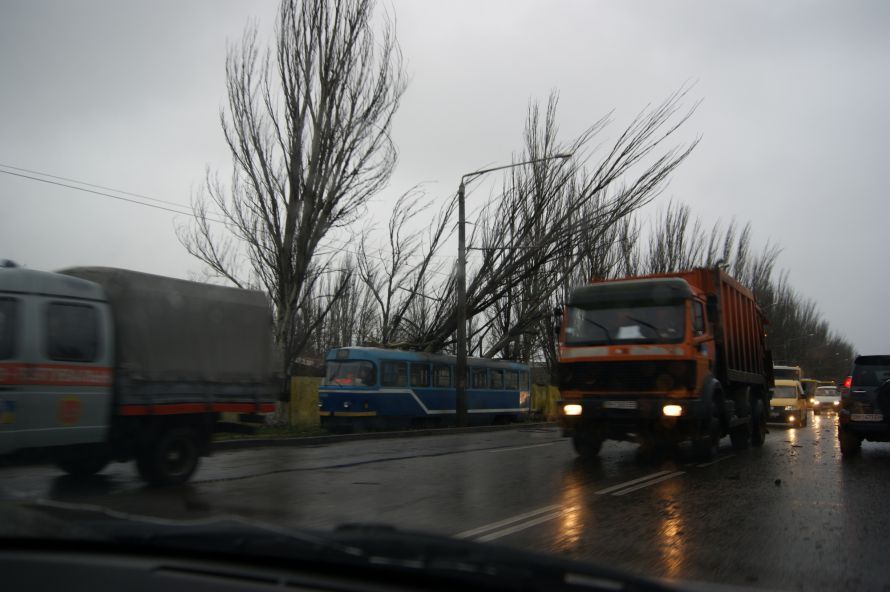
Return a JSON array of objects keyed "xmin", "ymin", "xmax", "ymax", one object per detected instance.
[
  {"xmin": 0, "ymin": 268, "xmax": 114, "ymax": 455},
  {"xmin": 557, "ymin": 269, "xmax": 772, "ymax": 460}
]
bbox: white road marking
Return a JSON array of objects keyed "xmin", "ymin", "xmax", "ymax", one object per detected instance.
[
  {"xmin": 454, "ymin": 504, "xmax": 561, "ymax": 539},
  {"xmin": 611, "ymin": 471, "xmax": 685, "ymax": 496},
  {"xmin": 487, "ymin": 442, "xmax": 558, "ymax": 453},
  {"xmin": 696, "ymin": 454, "xmax": 735, "ymax": 468},
  {"xmin": 474, "ymin": 510, "xmax": 565, "ymax": 542},
  {"xmin": 594, "ymin": 470, "xmax": 672, "ymax": 495}
]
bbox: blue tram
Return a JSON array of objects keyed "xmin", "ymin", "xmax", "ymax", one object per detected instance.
[{"xmin": 318, "ymin": 347, "xmax": 531, "ymax": 429}]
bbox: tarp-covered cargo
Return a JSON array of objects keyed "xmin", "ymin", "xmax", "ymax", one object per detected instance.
[{"xmin": 59, "ymin": 267, "xmax": 280, "ymax": 406}]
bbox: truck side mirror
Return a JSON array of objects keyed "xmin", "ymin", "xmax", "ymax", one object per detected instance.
[{"xmin": 552, "ymin": 306, "xmax": 563, "ymax": 340}]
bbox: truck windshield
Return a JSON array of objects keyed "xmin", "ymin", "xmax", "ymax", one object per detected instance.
[
  {"xmin": 324, "ymin": 360, "xmax": 376, "ymax": 386},
  {"xmin": 564, "ymin": 304, "xmax": 685, "ymax": 345}
]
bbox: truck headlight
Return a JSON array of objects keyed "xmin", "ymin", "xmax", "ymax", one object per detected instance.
[
  {"xmin": 812, "ymin": 400, "xmax": 820, "ymax": 406},
  {"xmin": 784, "ymin": 405, "xmax": 795, "ymax": 411},
  {"xmin": 833, "ymin": 401, "xmax": 840, "ymax": 406},
  {"xmin": 662, "ymin": 404, "xmax": 683, "ymax": 417},
  {"xmin": 563, "ymin": 404, "xmax": 583, "ymax": 416}
]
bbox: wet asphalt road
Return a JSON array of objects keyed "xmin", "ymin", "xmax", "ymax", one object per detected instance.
[{"xmin": 2, "ymin": 412, "xmax": 890, "ymax": 591}]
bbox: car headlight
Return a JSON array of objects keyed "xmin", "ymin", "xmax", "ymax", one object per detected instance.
[
  {"xmin": 812, "ymin": 400, "xmax": 820, "ymax": 405},
  {"xmin": 784, "ymin": 405, "xmax": 795, "ymax": 411},
  {"xmin": 833, "ymin": 400, "xmax": 840, "ymax": 406}
]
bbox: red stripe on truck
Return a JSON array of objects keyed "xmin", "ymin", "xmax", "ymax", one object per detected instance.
[
  {"xmin": 0, "ymin": 362, "xmax": 113, "ymax": 387},
  {"xmin": 117, "ymin": 402, "xmax": 276, "ymax": 416}
]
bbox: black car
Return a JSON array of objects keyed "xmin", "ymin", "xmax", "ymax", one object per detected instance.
[{"xmin": 838, "ymin": 355, "xmax": 890, "ymax": 455}]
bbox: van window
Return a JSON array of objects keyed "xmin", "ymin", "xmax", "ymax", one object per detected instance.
[
  {"xmin": 692, "ymin": 301, "xmax": 705, "ymax": 335},
  {"xmin": 0, "ymin": 298, "xmax": 16, "ymax": 359},
  {"xmin": 381, "ymin": 361, "xmax": 408, "ymax": 387},
  {"xmin": 490, "ymin": 369, "xmax": 504, "ymax": 389},
  {"xmin": 410, "ymin": 363, "xmax": 430, "ymax": 387},
  {"xmin": 46, "ymin": 303, "xmax": 99, "ymax": 362},
  {"xmin": 433, "ymin": 364, "xmax": 451, "ymax": 387}
]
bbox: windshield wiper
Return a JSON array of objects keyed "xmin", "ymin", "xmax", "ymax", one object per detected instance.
[
  {"xmin": 623, "ymin": 315, "xmax": 660, "ymax": 335},
  {"xmin": 582, "ymin": 317, "xmax": 613, "ymax": 344}
]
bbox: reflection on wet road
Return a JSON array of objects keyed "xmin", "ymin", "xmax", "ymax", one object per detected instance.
[{"xmin": 3, "ymin": 415, "xmax": 890, "ymax": 590}]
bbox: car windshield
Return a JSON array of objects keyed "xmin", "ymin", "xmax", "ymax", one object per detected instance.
[
  {"xmin": 816, "ymin": 387, "xmax": 838, "ymax": 398},
  {"xmin": 564, "ymin": 304, "xmax": 685, "ymax": 345},
  {"xmin": 3, "ymin": 1, "xmax": 887, "ymax": 591}
]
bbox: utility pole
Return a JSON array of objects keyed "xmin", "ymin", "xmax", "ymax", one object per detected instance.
[{"xmin": 454, "ymin": 153, "xmax": 572, "ymax": 426}]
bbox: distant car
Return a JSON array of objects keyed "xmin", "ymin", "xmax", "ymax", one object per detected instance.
[
  {"xmin": 838, "ymin": 355, "xmax": 890, "ymax": 455},
  {"xmin": 812, "ymin": 385, "xmax": 840, "ymax": 414}
]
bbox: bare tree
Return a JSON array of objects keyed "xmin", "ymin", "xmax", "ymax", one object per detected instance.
[{"xmin": 178, "ymin": 0, "xmax": 406, "ymax": 392}]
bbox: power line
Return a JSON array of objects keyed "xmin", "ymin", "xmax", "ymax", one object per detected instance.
[
  {"xmin": 0, "ymin": 162, "xmax": 190, "ymax": 209},
  {"xmin": 0, "ymin": 167, "xmax": 227, "ymax": 224}
]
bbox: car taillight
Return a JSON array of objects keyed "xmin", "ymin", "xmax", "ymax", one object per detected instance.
[{"xmin": 843, "ymin": 376, "xmax": 852, "ymax": 389}]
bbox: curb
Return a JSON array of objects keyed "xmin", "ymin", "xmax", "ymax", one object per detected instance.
[{"xmin": 212, "ymin": 421, "xmax": 559, "ymax": 451}]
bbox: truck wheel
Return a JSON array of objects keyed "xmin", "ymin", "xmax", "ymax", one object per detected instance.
[
  {"xmin": 729, "ymin": 423, "xmax": 750, "ymax": 451},
  {"xmin": 54, "ymin": 444, "xmax": 110, "ymax": 477},
  {"xmin": 137, "ymin": 427, "xmax": 200, "ymax": 486},
  {"xmin": 750, "ymin": 399, "xmax": 767, "ymax": 447},
  {"xmin": 572, "ymin": 433, "xmax": 604, "ymax": 459},
  {"xmin": 839, "ymin": 430, "xmax": 862, "ymax": 457},
  {"xmin": 692, "ymin": 418, "xmax": 719, "ymax": 462}
]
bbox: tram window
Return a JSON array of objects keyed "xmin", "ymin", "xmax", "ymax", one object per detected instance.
[
  {"xmin": 433, "ymin": 364, "xmax": 451, "ymax": 387},
  {"xmin": 410, "ymin": 363, "xmax": 430, "ymax": 387},
  {"xmin": 504, "ymin": 370, "xmax": 518, "ymax": 389},
  {"xmin": 490, "ymin": 369, "xmax": 504, "ymax": 389},
  {"xmin": 518, "ymin": 371, "xmax": 529, "ymax": 389},
  {"xmin": 471, "ymin": 367, "xmax": 488, "ymax": 389},
  {"xmin": 382, "ymin": 361, "xmax": 408, "ymax": 387}
]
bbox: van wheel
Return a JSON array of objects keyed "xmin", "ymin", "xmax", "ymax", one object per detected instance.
[
  {"xmin": 54, "ymin": 444, "xmax": 110, "ymax": 477},
  {"xmin": 750, "ymin": 399, "xmax": 767, "ymax": 447},
  {"xmin": 137, "ymin": 427, "xmax": 200, "ymax": 486}
]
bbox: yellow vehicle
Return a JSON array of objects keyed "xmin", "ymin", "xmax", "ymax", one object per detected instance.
[
  {"xmin": 801, "ymin": 378, "xmax": 819, "ymax": 410},
  {"xmin": 769, "ymin": 365, "xmax": 807, "ymax": 426}
]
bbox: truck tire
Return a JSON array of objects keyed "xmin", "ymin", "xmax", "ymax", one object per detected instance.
[
  {"xmin": 729, "ymin": 423, "xmax": 750, "ymax": 450},
  {"xmin": 137, "ymin": 427, "xmax": 200, "ymax": 486},
  {"xmin": 54, "ymin": 444, "xmax": 110, "ymax": 477},
  {"xmin": 750, "ymin": 399, "xmax": 767, "ymax": 447},
  {"xmin": 692, "ymin": 417, "xmax": 719, "ymax": 462},
  {"xmin": 839, "ymin": 430, "xmax": 862, "ymax": 457},
  {"xmin": 572, "ymin": 433, "xmax": 604, "ymax": 459}
]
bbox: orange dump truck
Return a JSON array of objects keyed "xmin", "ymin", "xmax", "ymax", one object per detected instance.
[{"xmin": 557, "ymin": 267, "xmax": 774, "ymax": 460}]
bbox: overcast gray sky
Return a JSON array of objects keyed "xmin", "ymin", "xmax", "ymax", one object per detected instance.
[{"xmin": 1, "ymin": 0, "xmax": 887, "ymax": 353}]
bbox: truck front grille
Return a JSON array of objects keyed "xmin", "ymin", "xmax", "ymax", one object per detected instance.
[{"xmin": 558, "ymin": 360, "xmax": 697, "ymax": 393}]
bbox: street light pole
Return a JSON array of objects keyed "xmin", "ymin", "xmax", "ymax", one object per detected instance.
[
  {"xmin": 455, "ymin": 180, "xmax": 469, "ymax": 427},
  {"xmin": 454, "ymin": 154, "xmax": 572, "ymax": 427}
]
